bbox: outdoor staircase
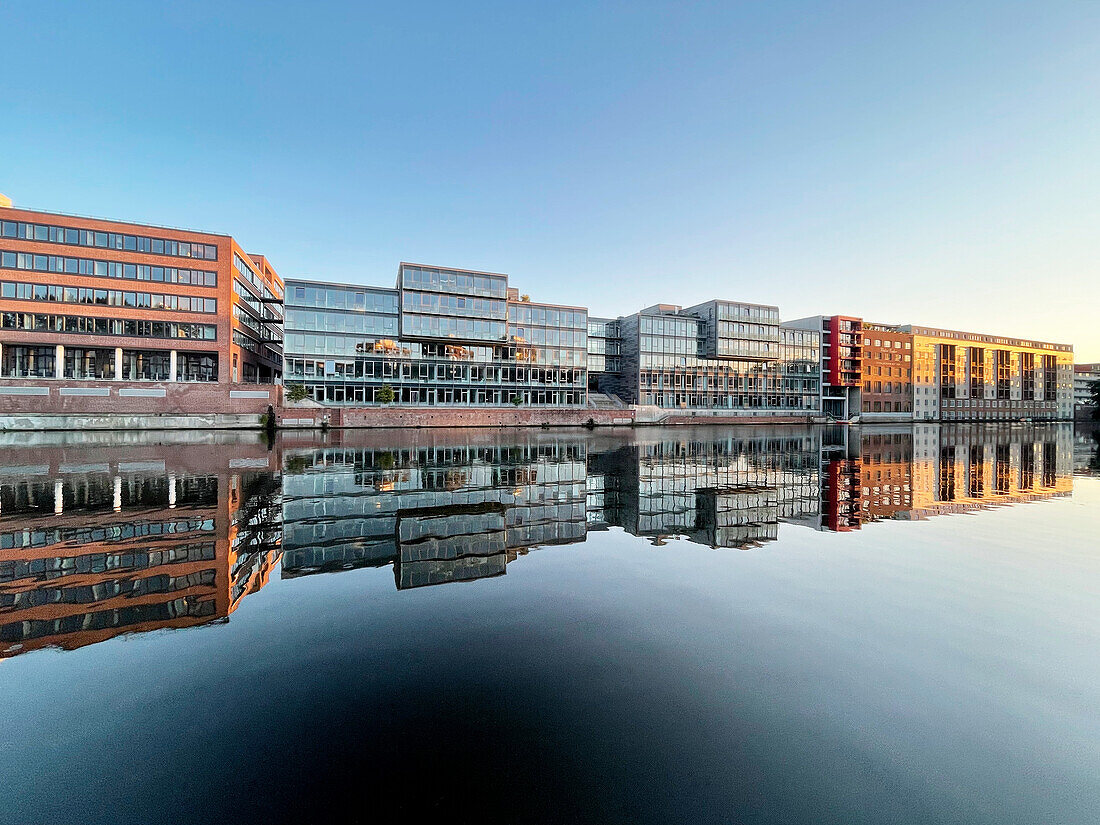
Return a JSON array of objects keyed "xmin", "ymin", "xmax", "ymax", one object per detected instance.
[{"xmin": 588, "ymin": 392, "xmax": 626, "ymax": 409}]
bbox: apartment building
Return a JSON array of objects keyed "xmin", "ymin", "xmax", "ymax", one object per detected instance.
[
  {"xmin": 900, "ymin": 325, "xmax": 1073, "ymax": 421},
  {"xmin": 283, "ymin": 264, "xmax": 587, "ymax": 406},
  {"xmin": 783, "ymin": 315, "xmax": 863, "ymax": 420},
  {"xmin": 860, "ymin": 324, "xmax": 914, "ymax": 421},
  {"xmin": 0, "ymin": 201, "xmax": 283, "ymax": 388},
  {"xmin": 590, "ymin": 299, "xmax": 822, "ymax": 416}
]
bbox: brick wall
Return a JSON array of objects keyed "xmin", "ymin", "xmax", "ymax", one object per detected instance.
[
  {"xmin": 279, "ymin": 405, "xmax": 635, "ymax": 429},
  {"xmin": 0, "ymin": 379, "xmax": 280, "ymax": 415}
]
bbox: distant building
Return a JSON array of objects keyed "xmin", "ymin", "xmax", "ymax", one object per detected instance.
[{"xmin": 1074, "ymin": 363, "xmax": 1100, "ymax": 415}]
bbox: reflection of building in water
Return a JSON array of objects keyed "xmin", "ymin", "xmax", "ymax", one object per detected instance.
[
  {"xmin": 858, "ymin": 431, "xmax": 914, "ymax": 523},
  {"xmin": 281, "ymin": 437, "xmax": 587, "ymax": 589},
  {"xmin": 0, "ymin": 443, "xmax": 281, "ymax": 658},
  {"xmin": 906, "ymin": 424, "xmax": 1073, "ymax": 518},
  {"xmin": 1073, "ymin": 425, "xmax": 1100, "ymax": 475},
  {"xmin": 588, "ymin": 431, "xmax": 823, "ymax": 549}
]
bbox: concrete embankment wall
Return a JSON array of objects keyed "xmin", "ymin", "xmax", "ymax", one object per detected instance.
[{"xmin": 0, "ymin": 380, "xmax": 279, "ymax": 431}]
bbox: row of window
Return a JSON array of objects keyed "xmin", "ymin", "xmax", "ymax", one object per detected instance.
[
  {"xmin": 301, "ymin": 382, "xmax": 585, "ymax": 407},
  {"xmin": 714, "ymin": 302, "xmax": 780, "ymax": 322},
  {"xmin": 232, "ymin": 327, "xmax": 282, "ymax": 364},
  {"xmin": 286, "ymin": 358, "xmax": 585, "ymax": 385},
  {"xmin": 639, "ymin": 315, "xmax": 697, "ymax": 338},
  {"xmin": 716, "ymin": 322, "xmax": 779, "ymax": 340},
  {"xmin": 402, "ymin": 314, "xmax": 507, "ymax": 342},
  {"xmin": 715, "ymin": 341, "xmax": 781, "ymax": 359},
  {"xmin": 286, "ymin": 284, "xmax": 399, "ymax": 313},
  {"xmin": 233, "ymin": 305, "xmax": 282, "ymax": 345},
  {"xmin": 233, "ymin": 254, "xmax": 283, "ymax": 301},
  {"xmin": 404, "ymin": 290, "xmax": 506, "ymax": 319},
  {"xmin": 0, "ymin": 312, "xmax": 216, "ymax": 340},
  {"xmin": 640, "ymin": 392, "xmax": 817, "ymax": 410},
  {"xmin": 864, "ymin": 338, "xmax": 912, "ymax": 349},
  {"xmin": 0, "ymin": 345, "xmax": 218, "ymax": 381},
  {"xmin": 864, "ymin": 381, "xmax": 913, "ymax": 394},
  {"xmin": 0, "ymin": 281, "xmax": 215, "ymax": 314},
  {"xmin": 510, "ymin": 326, "xmax": 587, "ymax": 349},
  {"xmin": 0, "ymin": 250, "xmax": 217, "ymax": 287},
  {"xmin": 640, "ymin": 371, "xmax": 817, "ymax": 392},
  {"xmin": 284, "ymin": 308, "xmax": 398, "ymax": 336},
  {"xmin": 232, "ymin": 280, "xmax": 284, "ymax": 330},
  {"xmin": 400, "ymin": 266, "xmax": 508, "ymax": 299},
  {"xmin": 507, "ymin": 305, "xmax": 587, "ymax": 329},
  {"xmin": 0, "ymin": 220, "xmax": 218, "ymax": 260}
]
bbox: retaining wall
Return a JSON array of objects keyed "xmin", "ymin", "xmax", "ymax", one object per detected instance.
[
  {"xmin": 0, "ymin": 379, "xmax": 279, "ymax": 430},
  {"xmin": 279, "ymin": 406, "xmax": 635, "ymax": 429}
]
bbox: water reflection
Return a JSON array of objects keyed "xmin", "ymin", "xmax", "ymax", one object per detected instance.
[
  {"xmin": 0, "ymin": 423, "xmax": 1081, "ymax": 657},
  {"xmin": 0, "ymin": 439, "xmax": 281, "ymax": 658}
]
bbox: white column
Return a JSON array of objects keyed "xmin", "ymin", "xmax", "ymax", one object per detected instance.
[
  {"xmin": 168, "ymin": 474, "xmax": 177, "ymax": 509},
  {"xmin": 114, "ymin": 347, "xmax": 123, "ymax": 380},
  {"xmin": 169, "ymin": 350, "xmax": 178, "ymax": 382},
  {"xmin": 113, "ymin": 476, "xmax": 122, "ymax": 512},
  {"xmin": 55, "ymin": 344, "xmax": 64, "ymax": 379},
  {"xmin": 54, "ymin": 480, "xmax": 64, "ymax": 515}
]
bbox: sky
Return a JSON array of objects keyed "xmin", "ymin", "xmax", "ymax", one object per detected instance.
[{"xmin": 2, "ymin": 1, "xmax": 1098, "ymax": 358}]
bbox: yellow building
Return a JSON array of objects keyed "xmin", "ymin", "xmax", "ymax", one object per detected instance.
[{"xmin": 901, "ymin": 325, "xmax": 1073, "ymax": 421}]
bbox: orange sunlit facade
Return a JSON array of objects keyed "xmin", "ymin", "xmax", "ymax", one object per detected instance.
[{"xmin": 861, "ymin": 325, "xmax": 914, "ymax": 419}]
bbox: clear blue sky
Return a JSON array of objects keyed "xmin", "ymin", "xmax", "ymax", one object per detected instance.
[{"xmin": 2, "ymin": 1, "xmax": 1098, "ymax": 358}]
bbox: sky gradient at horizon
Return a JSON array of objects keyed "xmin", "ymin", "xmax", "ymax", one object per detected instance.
[{"xmin": 2, "ymin": 1, "xmax": 1098, "ymax": 358}]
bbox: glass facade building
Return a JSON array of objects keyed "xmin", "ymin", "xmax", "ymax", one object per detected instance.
[
  {"xmin": 589, "ymin": 300, "xmax": 821, "ymax": 415},
  {"xmin": 284, "ymin": 264, "xmax": 587, "ymax": 406}
]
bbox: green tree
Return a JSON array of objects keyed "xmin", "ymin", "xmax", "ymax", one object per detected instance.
[
  {"xmin": 510, "ymin": 394, "xmax": 523, "ymax": 406},
  {"xmin": 286, "ymin": 384, "xmax": 309, "ymax": 402},
  {"xmin": 1090, "ymin": 379, "xmax": 1100, "ymax": 420},
  {"xmin": 377, "ymin": 384, "xmax": 396, "ymax": 404}
]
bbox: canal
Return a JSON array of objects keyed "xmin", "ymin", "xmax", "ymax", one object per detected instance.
[{"xmin": 0, "ymin": 423, "xmax": 1097, "ymax": 824}]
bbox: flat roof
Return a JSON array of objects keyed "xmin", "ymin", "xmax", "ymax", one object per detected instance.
[
  {"xmin": 284, "ymin": 276, "xmax": 397, "ymax": 293},
  {"xmin": 0, "ymin": 203, "xmax": 232, "ymax": 240},
  {"xmin": 398, "ymin": 261, "xmax": 509, "ymax": 279},
  {"xmin": 901, "ymin": 324, "xmax": 1072, "ymax": 352}
]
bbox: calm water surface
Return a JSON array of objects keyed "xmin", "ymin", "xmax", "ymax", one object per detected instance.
[{"xmin": 0, "ymin": 423, "xmax": 1098, "ymax": 824}]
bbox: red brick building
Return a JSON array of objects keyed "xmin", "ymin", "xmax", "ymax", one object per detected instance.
[
  {"xmin": 861, "ymin": 323, "xmax": 914, "ymax": 419},
  {"xmin": 0, "ymin": 201, "xmax": 283, "ymax": 387}
]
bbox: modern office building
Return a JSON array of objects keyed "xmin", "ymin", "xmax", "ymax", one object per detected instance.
[
  {"xmin": 283, "ymin": 264, "xmax": 587, "ymax": 406},
  {"xmin": 588, "ymin": 299, "xmax": 821, "ymax": 417},
  {"xmin": 0, "ymin": 200, "xmax": 283, "ymax": 387},
  {"xmin": 860, "ymin": 324, "xmax": 914, "ymax": 421},
  {"xmin": 1074, "ymin": 363, "xmax": 1099, "ymax": 415},
  {"xmin": 783, "ymin": 315, "xmax": 864, "ymax": 420},
  {"xmin": 901, "ymin": 325, "xmax": 1074, "ymax": 421}
]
